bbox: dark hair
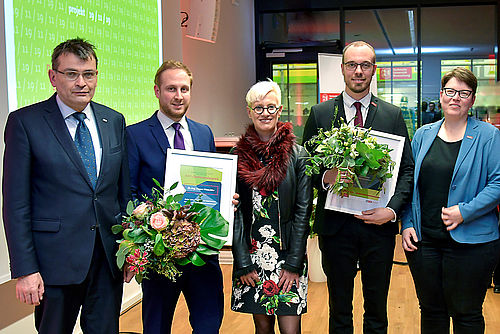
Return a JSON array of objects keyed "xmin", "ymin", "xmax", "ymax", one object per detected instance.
[
  {"xmin": 154, "ymin": 60, "xmax": 193, "ymax": 87},
  {"xmin": 342, "ymin": 41, "xmax": 376, "ymax": 64},
  {"xmin": 52, "ymin": 38, "xmax": 98, "ymax": 70},
  {"xmin": 441, "ymin": 67, "xmax": 477, "ymax": 94}
]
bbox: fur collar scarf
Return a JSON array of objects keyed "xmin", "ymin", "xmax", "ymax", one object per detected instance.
[{"xmin": 235, "ymin": 122, "xmax": 295, "ymax": 196}]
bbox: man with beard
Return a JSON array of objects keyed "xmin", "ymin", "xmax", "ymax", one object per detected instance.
[
  {"xmin": 126, "ymin": 60, "xmax": 222, "ymax": 333},
  {"xmin": 303, "ymin": 41, "xmax": 414, "ymax": 333}
]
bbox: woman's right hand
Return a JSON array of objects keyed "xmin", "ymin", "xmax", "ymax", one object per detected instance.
[
  {"xmin": 240, "ymin": 270, "xmax": 260, "ymax": 287},
  {"xmin": 402, "ymin": 227, "xmax": 418, "ymax": 252}
]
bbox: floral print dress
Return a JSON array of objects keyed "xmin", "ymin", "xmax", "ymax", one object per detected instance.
[{"xmin": 231, "ymin": 190, "xmax": 308, "ymax": 316}]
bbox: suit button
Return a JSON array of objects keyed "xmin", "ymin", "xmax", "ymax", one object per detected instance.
[
  {"xmin": 452, "ymin": 185, "xmax": 457, "ymax": 190},
  {"xmin": 90, "ymin": 225, "xmax": 96, "ymax": 231}
]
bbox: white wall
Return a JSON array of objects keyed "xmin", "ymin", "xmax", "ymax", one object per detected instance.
[{"xmin": 181, "ymin": 0, "xmax": 255, "ymax": 137}]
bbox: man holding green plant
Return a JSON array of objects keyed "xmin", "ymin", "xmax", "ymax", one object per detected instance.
[{"xmin": 303, "ymin": 41, "xmax": 414, "ymax": 334}]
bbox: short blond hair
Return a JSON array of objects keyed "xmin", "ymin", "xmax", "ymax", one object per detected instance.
[
  {"xmin": 342, "ymin": 41, "xmax": 376, "ymax": 64},
  {"xmin": 154, "ymin": 60, "xmax": 193, "ymax": 87},
  {"xmin": 246, "ymin": 80, "xmax": 281, "ymax": 108}
]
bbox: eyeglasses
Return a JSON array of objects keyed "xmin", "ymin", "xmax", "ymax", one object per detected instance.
[
  {"xmin": 54, "ymin": 69, "xmax": 98, "ymax": 81},
  {"xmin": 252, "ymin": 105, "xmax": 279, "ymax": 115},
  {"xmin": 343, "ymin": 62, "xmax": 374, "ymax": 72},
  {"xmin": 442, "ymin": 88, "xmax": 474, "ymax": 99}
]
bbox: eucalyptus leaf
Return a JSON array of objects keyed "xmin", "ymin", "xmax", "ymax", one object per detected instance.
[{"xmin": 126, "ymin": 200, "xmax": 135, "ymax": 216}]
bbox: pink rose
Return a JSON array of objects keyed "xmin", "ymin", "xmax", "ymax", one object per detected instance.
[
  {"xmin": 132, "ymin": 203, "xmax": 149, "ymax": 219},
  {"xmin": 150, "ymin": 212, "xmax": 168, "ymax": 231},
  {"xmin": 133, "ymin": 203, "xmax": 149, "ymax": 219}
]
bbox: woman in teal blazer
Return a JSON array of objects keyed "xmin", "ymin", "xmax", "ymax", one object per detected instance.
[{"xmin": 402, "ymin": 67, "xmax": 500, "ymax": 333}]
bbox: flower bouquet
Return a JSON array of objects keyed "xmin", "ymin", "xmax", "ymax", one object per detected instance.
[
  {"xmin": 112, "ymin": 180, "xmax": 229, "ymax": 283},
  {"xmin": 305, "ymin": 120, "xmax": 395, "ymax": 197}
]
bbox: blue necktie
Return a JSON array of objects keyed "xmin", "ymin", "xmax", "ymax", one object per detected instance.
[
  {"xmin": 73, "ymin": 112, "xmax": 97, "ymax": 188},
  {"xmin": 172, "ymin": 123, "xmax": 186, "ymax": 150}
]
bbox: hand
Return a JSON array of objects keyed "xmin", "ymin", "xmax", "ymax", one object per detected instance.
[
  {"xmin": 123, "ymin": 264, "xmax": 135, "ymax": 283},
  {"xmin": 278, "ymin": 269, "xmax": 299, "ymax": 292},
  {"xmin": 278, "ymin": 269, "xmax": 300, "ymax": 293},
  {"xmin": 16, "ymin": 272, "xmax": 44, "ymax": 305},
  {"xmin": 232, "ymin": 193, "xmax": 240, "ymax": 212},
  {"xmin": 402, "ymin": 227, "xmax": 418, "ymax": 252},
  {"xmin": 442, "ymin": 205, "xmax": 463, "ymax": 231},
  {"xmin": 354, "ymin": 207, "xmax": 395, "ymax": 225},
  {"xmin": 240, "ymin": 270, "xmax": 260, "ymax": 287}
]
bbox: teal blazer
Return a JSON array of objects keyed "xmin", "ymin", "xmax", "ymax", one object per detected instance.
[{"xmin": 402, "ymin": 117, "xmax": 500, "ymax": 244}]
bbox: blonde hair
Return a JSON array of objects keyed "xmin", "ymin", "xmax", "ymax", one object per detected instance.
[
  {"xmin": 245, "ymin": 79, "xmax": 281, "ymax": 108},
  {"xmin": 342, "ymin": 41, "xmax": 376, "ymax": 64}
]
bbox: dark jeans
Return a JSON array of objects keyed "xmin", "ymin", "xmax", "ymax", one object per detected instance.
[
  {"xmin": 319, "ymin": 220, "xmax": 395, "ymax": 334},
  {"xmin": 406, "ymin": 238, "xmax": 500, "ymax": 334}
]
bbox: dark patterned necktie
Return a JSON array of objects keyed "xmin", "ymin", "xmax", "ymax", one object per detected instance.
[
  {"xmin": 353, "ymin": 101, "xmax": 364, "ymax": 127},
  {"xmin": 172, "ymin": 123, "xmax": 185, "ymax": 150},
  {"xmin": 73, "ymin": 112, "xmax": 97, "ymax": 188}
]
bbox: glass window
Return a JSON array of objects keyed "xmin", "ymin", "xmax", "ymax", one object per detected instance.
[
  {"xmin": 422, "ymin": 5, "xmax": 498, "ymax": 129},
  {"xmin": 273, "ymin": 63, "xmax": 318, "ymax": 141},
  {"xmin": 260, "ymin": 11, "xmax": 340, "ymax": 44},
  {"xmin": 346, "ymin": 8, "xmax": 418, "ymax": 138}
]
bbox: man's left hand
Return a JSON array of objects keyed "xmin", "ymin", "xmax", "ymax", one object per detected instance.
[
  {"xmin": 354, "ymin": 207, "xmax": 395, "ymax": 225},
  {"xmin": 442, "ymin": 205, "xmax": 463, "ymax": 231}
]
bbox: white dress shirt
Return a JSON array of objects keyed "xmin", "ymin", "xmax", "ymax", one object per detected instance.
[
  {"xmin": 342, "ymin": 91, "xmax": 371, "ymax": 127},
  {"xmin": 57, "ymin": 95, "xmax": 102, "ymax": 177},
  {"xmin": 156, "ymin": 110, "xmax": 194, "ymax": 151}
]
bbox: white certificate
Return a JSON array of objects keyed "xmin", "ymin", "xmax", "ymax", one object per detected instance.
[
  {"xmin": 164, "ymin": 149, "xmax": 238, "ymax": 245},
  {"xmin": 325, "ymin": 130, "xmax": 405, "ymax": 215}
]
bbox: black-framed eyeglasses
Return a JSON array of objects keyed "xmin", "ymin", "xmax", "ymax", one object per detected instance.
[
  {"xmin": 343, "ymin": 62, "xmax": 374, "ymax": 72},
  {"xmin": 442, "ymin": 88, "xmax": 474, "ymax": 99},
  {"xmin": 252, "ymin": 105, "xmax": 279, "ymax": 114},
  {"xmin": 54, "ymin": 69, "xmax": 98, "ymax": 81}
]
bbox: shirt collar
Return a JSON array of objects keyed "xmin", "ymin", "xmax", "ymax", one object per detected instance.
[
  {"xmin": 342, "ymin": 91, "xmax": 372, "ymax": 109},
  {"xmin": 56, "ymin": 95, "xmax": 92, "ymax": 120},
  {"xmin": 156, "ymin": 110, "xmax": 188, "ymax": 130}
]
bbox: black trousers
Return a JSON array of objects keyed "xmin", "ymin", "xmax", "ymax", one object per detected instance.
[
  {"xmin": 34, "ymin": 232, "xmax": 123, "ymax": 334},
  {"xmin": 319, "ymin": 220, "xmax": 396, "ymax": 334},
  {"xmin": 141, "ymin": 255, "xmax": 224, "ymax": 334},
  {"xmin": 406, "ymin": 238, "xmax": 500, "ymax": 334}
]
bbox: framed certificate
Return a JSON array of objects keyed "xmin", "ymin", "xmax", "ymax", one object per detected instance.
[
  {"xmin": 164, "ymin": 149, "xmax": 238, "ymax": 245},
  {"xmin": 325, "ymin": 130, "xmax": 405, "ymax": 215}
]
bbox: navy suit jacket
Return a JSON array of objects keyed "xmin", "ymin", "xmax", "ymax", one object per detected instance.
[
  {"xmin": 302, "ymin": 94, "xmax": 414, "ymax": 236},
  {"xmin": 126, "ymin": 112, "xmax": 216, "ymax": 200},
  {"xmin": 2, "ymin": 94, "xmax": 130, "ymax": 285}
]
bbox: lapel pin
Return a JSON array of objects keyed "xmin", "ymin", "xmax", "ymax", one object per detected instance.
[
  {"xmin": 102, "ymin": 118, "xmax": 108, "ymax": 122},
  {"xmin": 466, "ymin": 135, "xmax": 473, "ymax": 139},
  {"xmin": 371, "ymin": 101, "xmax": 377, "ymax": 107}
]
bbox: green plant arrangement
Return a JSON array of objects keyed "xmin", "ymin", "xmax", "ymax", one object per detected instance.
[
  {"xmin": 305, "ymin": 120, "xmax": 395, "ymax": 197},
  {"xmin": 112, "ymin": 180, "xmax": 229, "ymax": 283}
]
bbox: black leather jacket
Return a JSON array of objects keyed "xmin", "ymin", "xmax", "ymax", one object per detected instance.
[{"xmin": 232, "ymin": 144, "xmax": 313, "ymax": 277}]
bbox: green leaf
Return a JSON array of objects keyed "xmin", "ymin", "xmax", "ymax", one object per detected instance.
[
  {"xmin": 175, "ymin": 257, "xmax": 190, "ymax": 266},
  {"xmin": 189, "ymin": 203, "xmax": 229, "ymax": 249},
  {"xmin": 126, "ymin": 200, "xmax": 135, "ymax": 216},
  {"xmin": 173, "ymin": 193, "xmax": 185, "ymax": 203},
  {"xmin": 153, "ymin": 178, "xmax": 163, "ymax": 189},
  {"xmin": 189, "ymin": 252, "xmax": 206, "ymax": 266},
  {"xmin": 169, "ymin": 181, "xmax": 179, "ymax": 191},
  {"xmin": 153, "ymin": 233, "xmax": 165, "ymax": 256},
  {"xmin": 116, "ymin": 240, "xmax": 134, "ymax": 268},
  {"xmin": 111, "ymin": 224, "xmax": 124, "ymax": 234},
  {"xmin": 135, "ymin": 273, "xmax": 143, "ymax": 284},
  {"xmin": 196, "ymin": 244, "xmax": 220, "ymax": 256}
]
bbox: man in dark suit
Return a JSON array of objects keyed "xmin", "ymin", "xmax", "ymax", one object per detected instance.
[
  {"xmin": 127, "ymin": 60, "xmax": 223, "ymax": 334},
  {"xmin": 2, "ymin": 38, "xmax": 131, "ymax": 333},
  {"xmin": 303, "ymin": 41, "xmax": 414, "ymax": 333}
]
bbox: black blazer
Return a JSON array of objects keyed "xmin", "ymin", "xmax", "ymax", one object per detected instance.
[
  {"xmin": 302, "ymin": 94, "xmax": 414, "ymax": 236},
  {"xmin": 2, "ymin": 94, "xmax": 130, "ymax": 285}
]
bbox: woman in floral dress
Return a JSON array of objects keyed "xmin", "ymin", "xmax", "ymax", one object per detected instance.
[{"xmin": 231, "ymin": 80, "xmax": 312, "ymax": 333}]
